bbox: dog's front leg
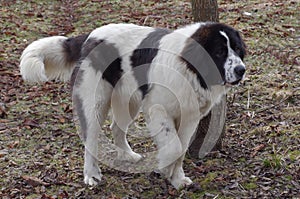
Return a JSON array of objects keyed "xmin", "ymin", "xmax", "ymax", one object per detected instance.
[
  {"xmin": 168, "ymin": 112, "xmax": 201, "ymax": 189},
  {"xmin": 147, "ymin": 104, "xmax": 183, "ymax": 181}
]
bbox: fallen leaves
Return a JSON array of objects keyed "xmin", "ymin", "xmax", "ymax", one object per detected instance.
[
  {"xmin": 23, "ymin": 118, "xmax": 40, "ymax": 129},
  {"xmin": 0, "ymin": 149, "xmax": 9, "ymax": 158},
  {"xmin": 251, "ymin": 144, "xmax": 266, "ymax": 157},
  {"xmin": 0, "ymin": 103, "xmax": 7, "ymax": 118},
  {"xmin": 22, "ymin": 175, "xmax": 50, "ymax": 187},
  {"xmin": 8, "ymin": 140, "xmax": 20, "ymax": 149}
]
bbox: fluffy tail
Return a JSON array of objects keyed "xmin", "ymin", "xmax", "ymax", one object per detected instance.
[{"xmin": 20, "ymin": 34, "xmax": 88, "ymax": 82}]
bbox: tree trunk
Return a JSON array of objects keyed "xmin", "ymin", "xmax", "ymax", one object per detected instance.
[
  {"xmin": 188, "ymin": 97, "xmax": 226, "ymax": 158},
  {"xmin": 188, "ymin": 0, "xmax": 226, "ymax": 158},
  {"xmin": 191, "ymin": 0, "xmax": 219, "ymax": 22}
]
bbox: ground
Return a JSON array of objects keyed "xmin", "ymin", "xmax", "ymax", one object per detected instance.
[{"xmin": 0, "ymin": 0, "xmax": 299, "ymax": 198}]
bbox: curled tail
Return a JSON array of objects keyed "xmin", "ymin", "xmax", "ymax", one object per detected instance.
[{"xmin": 20, "ymin": 34, "xmax": 88, "ymax": 82}]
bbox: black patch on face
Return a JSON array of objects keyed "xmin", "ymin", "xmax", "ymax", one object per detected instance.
[
  {"xmin": 81, "ymin": 38, "xmax": 123, "ymax": 87},
  {"xmin": 131, "ymin": 28, "xmax": 171, "ymax": 97},
  {"xmin": 227, "ymin": 30, "xmax": 246, "ymax": 60},
  {"xmin": 181, "ymin": 23, "xmax": 246, "ymax": 87},
  {"xmin": 63, "ymin": 34, "xmax": 89, "ymax": 63},
  {"xmin": 73, "ymin": 94, "xmax": 87, "ymax": 141}
]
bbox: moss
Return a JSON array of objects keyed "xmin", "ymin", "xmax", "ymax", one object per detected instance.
[
  {"xmin": 289, "ymin": 150, "xmax": 300, "ymax": 162},
  {"xmin": 200, "ymin": 172, "xmax": 218, "ymax": 189},
  {"xmin": 244, "ymin": 182, "xmax": 258, "ymax": 190},
  {"xmin": 263, "ymin": 153, "xmax": 284, "ymax": 169}
]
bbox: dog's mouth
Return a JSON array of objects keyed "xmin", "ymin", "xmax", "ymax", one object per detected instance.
[{"xmin": 224, "ymin": 79, "xmax": 242, "ymax": 86}]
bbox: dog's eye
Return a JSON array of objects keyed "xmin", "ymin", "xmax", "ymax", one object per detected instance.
[
  {"xmin": 235, "ymin": 47, "xmax": 241, "ymax": 55},
  {"xmin": 216, "ymin": 49, "xmax": 226, "ymax": 58},
  {"xmin": 235, "ymin": 47, "xmax": 244, "ymax": 60}
]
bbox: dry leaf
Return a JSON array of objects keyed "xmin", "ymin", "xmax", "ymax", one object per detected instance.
[{"xmin": 22, "ymin": 175, "xmax": 50, "ymax": 187}]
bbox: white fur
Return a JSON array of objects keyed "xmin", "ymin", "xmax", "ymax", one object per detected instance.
[{"xmin": 20, "ymin": 36, "xmax": 74, "ymax": 82}]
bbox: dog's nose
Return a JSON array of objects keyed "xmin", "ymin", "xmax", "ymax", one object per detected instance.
[{"xmin": 234, "ymin": 65, "xmax": 245, "ymax": 78}]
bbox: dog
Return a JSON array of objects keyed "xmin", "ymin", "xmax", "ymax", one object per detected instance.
[{"xmin": 20, "ymin": 22, "xmax": 246, "ymax": 189}]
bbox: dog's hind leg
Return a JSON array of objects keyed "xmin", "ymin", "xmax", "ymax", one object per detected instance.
[
  {"xmin": 111, "ymin": 92, "xmax": 142, "ymax": 163},
  {"xmin": 111, "ymin": 121, "xmax": 142, "ymax": 163},
  {"xmin": 74, "ymin": 74, "xmax": 112, "ymax": 186}
]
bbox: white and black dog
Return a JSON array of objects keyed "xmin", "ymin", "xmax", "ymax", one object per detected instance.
[{"xmin": 20, "ymin": 23, "xmax": 246, "ymax": 189}]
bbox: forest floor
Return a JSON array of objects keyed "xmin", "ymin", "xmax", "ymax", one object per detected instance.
[{"xmin": 0, "ymin": 0, "xmax": 299, "ymax": 198}]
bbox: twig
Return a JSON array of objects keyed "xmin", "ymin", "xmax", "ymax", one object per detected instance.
[
  {"xmin": 247, "ymin": 89, "xmax": 250, "ymax": 109},
  {"xmin": 142, "ymin": 15, "xmax": 163, "ymax": 25},
  {"xmin": 255, "ymin": 91, "xmax": 296, "ymax": 114}
]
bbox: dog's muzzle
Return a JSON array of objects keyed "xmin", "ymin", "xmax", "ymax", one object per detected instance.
[
  {"xmin": 225, "ymin": 65, "xmax": 246, "ymax": 86},
  {"xmin": 234, "ymin": 65, "xmax": 246, "ymax": 80}
]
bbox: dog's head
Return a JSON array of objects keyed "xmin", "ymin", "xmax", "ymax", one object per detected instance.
[{"xmin": 188, "ymin": 23, "xmax": 246, "ymax": 86}]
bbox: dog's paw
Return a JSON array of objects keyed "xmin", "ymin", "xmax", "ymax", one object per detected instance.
[
  {"xmin": 170, "ymin": 176, "xmax": 193, "ymax": 190},
  {"xmin": 128, "ymin": 151, "xmax": 143, "ymax": 162},
  {"xmin": 84, "ymin": 175, "xmax": 101, "ymax": 186},
  {"xmin": 84, "ymin": 165, "xmax": 102, "ymax": 186},
  {"xmin": 116, "ymin": 150, "xmax": 143, "ymax": 163}
]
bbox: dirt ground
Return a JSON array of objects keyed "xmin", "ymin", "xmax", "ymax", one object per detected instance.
[{"xmin": 0, "ymin": 0, "xmax": 299, "ymax": 198}]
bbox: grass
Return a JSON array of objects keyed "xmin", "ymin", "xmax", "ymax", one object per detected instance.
[{"xmin": 0, "ymin": 0, "xmax": 299, "ymax": 198}]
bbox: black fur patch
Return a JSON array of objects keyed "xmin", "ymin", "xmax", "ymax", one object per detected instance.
[
  {"xmin": 181, "ymin": 23, "xmax": 246, "ymax": 88},
  {"xmin": 81, "ymin": 38, "xmax": 123, "ymax": 87},
  {"xmin": 131, "ymin": 28, "xmax": 171, "ymax": 97},
  {"xmin": 63, "ymin": 34, "xmax": 89, "ymax": 63},
  {"xmin": 73, "ymin": 94, "xmax": 87, "ymax": 141},
  {"xmin": 70, "ymin": 66, "xmax": 84, "ymax": 89},
  {"xmin": 180, "ymin": 47, "xmax": 209, "ymax": 89}
]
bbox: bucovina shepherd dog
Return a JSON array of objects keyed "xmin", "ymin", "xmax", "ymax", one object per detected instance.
[{"xmin": 20, "ymin": 22, "xmax": 246, "ymax": 189}]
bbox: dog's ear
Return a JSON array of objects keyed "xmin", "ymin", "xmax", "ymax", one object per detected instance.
[
  {"xmin": 235, "ymin": 31, "xmax": 247, "ymax": 58},
  {"xmin": 189, "ymin": 24, "xmax": 213, "ymax": 48}
]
